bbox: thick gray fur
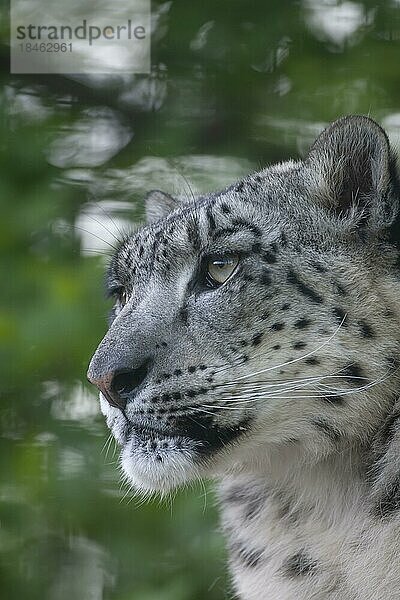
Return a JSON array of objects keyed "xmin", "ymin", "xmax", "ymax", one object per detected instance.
[{"xmin": 88, "ymin": 115, "xmax": 400, "ymax": 599}]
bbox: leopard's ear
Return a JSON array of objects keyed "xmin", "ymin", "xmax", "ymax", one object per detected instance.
[
  {"xmin": 145, "ymin": 190, "xmax": 180, "ymax": 224},
  {"xmin": 307, "ymin": 115, "xmax": 399, "ymax": 229}
]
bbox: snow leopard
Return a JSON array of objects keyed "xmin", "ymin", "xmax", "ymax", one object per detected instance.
[{"xmin": 88, "ymin": 115, "xmax": 400, "ymax": 599}]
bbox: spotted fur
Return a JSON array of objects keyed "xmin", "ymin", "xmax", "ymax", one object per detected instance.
[{"xmin": 88, "ymin": 116, "xmax": 400, "ymax": 599}]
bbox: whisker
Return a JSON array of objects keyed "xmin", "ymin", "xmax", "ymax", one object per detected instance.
[
  {"xmin": 166, "ymin": 158, "xmax": 198, "ymax": 203},
  {"xmin": 199, "ymin": 363, "xmax": 396, "ymax": 415},
  {"xmin": 215, "ymin": 364, "xmax": 360, "ymax": 395},
  {"xmin": 204, "ymin": 316, "xmax": 349, "ymax": 382},
  {"xmin": 80, "ymin": 210, "xmax": 121, "ymax": 245},
  {"xmin": 81, "ymin": 248, "xmax": 115, "ymax": 256},
  {"xmin": 86, "ymin": 198, "xmax": 130, "ymax": 241},
  {"xmin": 216, "ymin": 373, "xmax": 340, "ymax": 390},
  {"xmin": 101, "ymin": 432, "xmax": 114, "ymax": 458},
  {"xmin": 231, "ymin": 316, "xmax": 347, "ymax": 383},
  {"xmin": 73, "ymin": 224, "xmax": 119, "ymax": 251},
  {"xmin": 217, "ymin": 369, "xmax": 393, "ymax": 405}
]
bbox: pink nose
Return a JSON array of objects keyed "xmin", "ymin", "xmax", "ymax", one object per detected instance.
[{"xmin": 87, "ymin": 370, "xmax": 127, "ymax": 410}]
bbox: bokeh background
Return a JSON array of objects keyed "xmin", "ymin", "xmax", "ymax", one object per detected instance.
[{"xmin": 1, "ymin": 1, "xmax": 400, "ymax": 598}]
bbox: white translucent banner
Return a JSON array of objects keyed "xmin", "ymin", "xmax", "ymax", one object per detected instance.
[{"xmin": 10, "ymin": 0, "xmax": 151, "ymax": 74}]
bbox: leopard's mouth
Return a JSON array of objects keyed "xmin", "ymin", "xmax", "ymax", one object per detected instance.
[
  {"xmin": 105, "ymin": 405, "xmax": 253, "ymax": 492},
  {"xmin": 127, "ymin": 415, "xmax": 252, "ymax": 455},
  {"xmin": 130, "ymin": 424, "xmax": 202, "ymax": 452},
  {"xmin": 119, "ymin": 425, "xmax": 203, "ymax": 493},
  {"xmin": 99, "ymin": 391, "xmax": 253, "ymax": 491}
]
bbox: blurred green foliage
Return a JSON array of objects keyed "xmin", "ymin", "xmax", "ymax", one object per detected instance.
[{"xmin": 1, "ymin": 0, "xmax": 400, "ymax": 598}]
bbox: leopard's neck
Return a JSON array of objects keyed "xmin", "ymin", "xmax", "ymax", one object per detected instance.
[{"xmin": 218, "ymin": 431, "xmax": 400, "ymax": 600}]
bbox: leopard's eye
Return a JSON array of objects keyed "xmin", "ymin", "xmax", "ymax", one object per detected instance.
[
  {"xmin": 206, "ymin": 254, "xmax": 239, "ymax": 286},
  {"xmin": 119, "ymin": 289, "xmax": 128, "ymax": 307},
  {"xmin": 109, "ymin": 286, "xmax": 128, "ymax": 307}
]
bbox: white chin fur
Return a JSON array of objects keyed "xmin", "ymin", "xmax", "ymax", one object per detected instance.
[
  {"xmin": 98, "ymin": 394, "xmax": 128, "ymax": 445},
  {"xmin": 120, "ymin": 435, "xmax": 201, "ymax": 493}
]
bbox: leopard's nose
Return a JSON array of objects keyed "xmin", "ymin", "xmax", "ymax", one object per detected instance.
[
  {"xmin": 87, "ymin": 370, "xmax": 127, "ymax": 410},
  {"xmin": 87, "ymin": 360, "xmax": 151, "ymax": 410}
]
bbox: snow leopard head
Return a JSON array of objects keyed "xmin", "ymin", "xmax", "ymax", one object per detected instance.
[{"xmin": 88, "ymin": 115, "xmax": 400, "ymax": 494}]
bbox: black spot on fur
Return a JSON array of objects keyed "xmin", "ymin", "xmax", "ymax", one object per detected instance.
[
  {"xmin": 294, "ymin": 318, "xmax": 311, "ymax": 329},
  {"xmin": 273, "ymin": 489, "xmax": 295, "ymax": 521},
  {"xmin": 230, "ymin": 541, "xmax": 263, "ymax": 568},
  {"xmin": 261, "ymin": 250, "xmax": 277, "ymax": 264},
  {"xmin": 260, "ymin": 269, "xmax": 271, "ymax": 285},
  {"xmin": 220, "ymin": 202, "xmax": 231, "ymax": 214},
  {"xmin": 206, "ymin": 206, "xmax": 216, "ymax": 233},
  {"xmin": 252, "ymin": 242, "xmax": 262, "ymax": 253},
  {"xmin": 188, "ymin": 366, "xmax": 196, "ymax": 373},
  {"xmin": 235, "ymin": 181, "xmax": 244, "ymax": 193},
  {"xmin": 252, "ymin": 333, "xmax": 263, "ymax": 346},
  {"xmin": 281, "ymin": 303, "xmax": 290, "ymax": 310},
  {"xmin": 222, "ymin": 486, "xmax": 245, "ymax": 505},
  {"xmin": 386, "ymin": 356, "xmax": 399, "ymax": 371},
  {"xmin": 293, "ymin": 341, "xmax": 307, "ymax": 350},
  {"xmin": 272, "ymin": 487, "xmax": 313, "ymax": 524},
  {"xmin": 343, "ymin": 363, "xmax": 366, "ymax": 385},
  {"xmin": 271, "ymin": 322, "xmax": 285, "ymax": 331},
  {"xmin": 180, "ymin": 306, "xmax": 188, "ymax": 325},
  {"xmin": 305, "ymin": 357, "xmax": 320, "ymax": 365},
  {"xmin": 373, "ymin": 477, "xmax": 400, "ymax": 519},
  {"xmin": 280, "ymin": 232, "xmax": 288, "ymax": 247},
  {"xmin": 321, "ymin": 394, "xmax": 344, "ymax": 405},
  {"xmin": 174, "ymin": 369, "xmax": 182, "ymax": 376},
  {"xmin": 186, "ymin": 220, "xmax": 201, "ymax": 252},
  {"xmin": 333, "ymin": 306, "xmax": 347, "ymax": 325},
  {"xmin": 311, "ymin": 261, "xmax": 327, "ymax": 273},
  {"xmin": 283, "ymin": 550, "xmax": 317, "ymax": 577},
  {"xmin": 231, "ymin": 218, "xmax": 262, "ymax": 238},
  {"xmin": 222, "ymin": 485, "xmax": 265, "ymax": 520},
  {"xmin": 359, "ymin": 320, "xmax": 375, "ymax": 338},
  {"xmin": 247, "ymin": 180, "xmax": 258, "ymax": 192},
  {"xmin": 287, "ymin": 270, "xmax": 323, "ymax": 304},
  {"xmin": 312, "ymin": 418, "xmax": 341, "ymax": 441},
  {"xmin": 272, "ymin": 344, "xmax": 281, "ymax": 350},
  {"xmin": 334, "ymin": 281, "xmax": 347, "ymax": 296},
  {"xmin": 377, "ymin": 404, "xmax": 400, "ymax": 447}
]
